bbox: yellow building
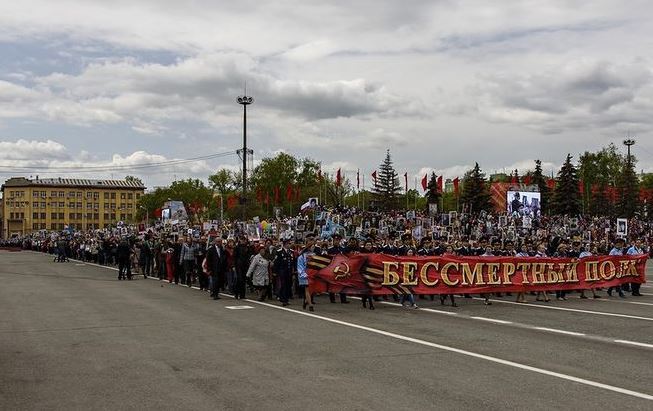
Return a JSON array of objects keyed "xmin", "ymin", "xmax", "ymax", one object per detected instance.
[{"xmin": 1, "ymin": 177, "xmax": 146, "ymax": 238}]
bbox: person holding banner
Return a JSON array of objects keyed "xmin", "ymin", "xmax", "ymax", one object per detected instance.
[
  {"xmin": 607, "ymin": 238, "xmax": 626, "ymax": 298},
  {"xmin": 627, "ymin": 239, "xmax": 644, "ymax": 296},
  {"xmin": 297, "ymin": 234, "xmax": 317, "ymax": 311}
]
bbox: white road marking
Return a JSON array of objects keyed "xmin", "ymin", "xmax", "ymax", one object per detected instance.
[
  {"xmin": 614, "ymin": 340, "xmax": 653, "ymax": 349},
  {"xmin": 225, "ymin": 306, "xmax": 254, "ymax": 310},
  {"xmin": 420, "ymin": 308, "xmax": 458, "ymax": 316},
  {"xmin": 74, "ymin": 263, "xmax": 85, "ymax": 266},
  {"xmin": 534, "ymin": 327, "xmax": 585, "ymax": 336},
  {"xmin": 243, "ymin": 298, "xmax": 653, "ymax": 401},
  {"xmin": 470, "ymin": 316, "xmax": 512, "ymax": 324},
  {"xmin": 57, "ymin": 254, "xmax": 653, "ymax": 353},
  {"xmin": 473, "ymin": 297, "xmax": 653, "ymax": 322},
  {"xmin": 595, "ymin": 299, "xmax": 653, "ymax": 307}
]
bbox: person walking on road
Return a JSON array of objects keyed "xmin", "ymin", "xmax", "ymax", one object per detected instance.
[{"xmin": 206, "ymin": 237, "xmax": 226, "ymax": 300}]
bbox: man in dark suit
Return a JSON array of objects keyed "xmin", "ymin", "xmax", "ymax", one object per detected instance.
[{"xmin": 206, "ymin": 237, "xmax": 226, "ymax": 300}]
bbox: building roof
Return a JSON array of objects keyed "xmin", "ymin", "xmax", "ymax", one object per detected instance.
[{"xmin": 1, "ymin": 177, "xmax": 146, "ymax": 190}]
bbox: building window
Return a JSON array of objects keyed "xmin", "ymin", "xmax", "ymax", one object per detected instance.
[
  {"xmin": 58, "ymin": 191, "xmax": 64, "ymax": 197},
  {"xmin": 51, "ymin": 223, "xmax": 57, "ymax": 230},
  {"xmin": 40, "ymin": 191, "xmax": 46, "ymax": 197},
  {"xmin": 69, "ymin": 202, "xmax": 75, "ymax": 208},
  {"xmin": 93, "ymin": 203, "xmax": 99, "ymax": 209},
  {"xmin": 40, "ymin": 202, "xmax": 46, "ymax": 208},
  {"xmin": 127, "ymin": 193, "xmax": 133, "ymax": 200},
  {"xmin": 110, "ymin": 203, "xmax": 116, "ymax": 210},
  {"xmin": 33, "ymin": 212, "xmax": 39, "ymax": 219},
  {"xmin": 93, "ymin": 213, "xmax": 99, "ymax": 220},
  {"xmin": 40, "ymin": 213, "xmax": 46, "ymax": 219},
  {"xmin": 111, "ymin": 192, "xmax": 116, "ymax": 199},
  {"xmin": 69, "ymin": 191, "xmax": 76, "ymax": 198},
  {"xmin": 103, "ymin": 203, "xmax": 109, "ymax": 209},
  {"xmin": 51, "ymin": 213, "xmax": 57, "ymax": 220},
  {"xmin": 32, "ymin": 201, "xmax": 38, "ymax": 208},
  {"xmin": 110, "ymin": 214, "xmax": 116, "ymax": 220},
  {"xmin": 127, "ymin": 203, "xmax": 133, "ymax": 209},
  {"xmin": 120, "ymin": 213, "xmax": 126, "ymax": 220},
  {"xmin": 87, "ymin": 203, "xmax": 93, "ymax": 210},
  {"xmin": 77, "ymin": 202, "xmax": 82, "ymax": 208},
  {"xmin": 103, "ymin": 213, "xmax": 109, "ymax": 220},
  {"xmin": 58, "ymin": 202, "xmax": 65, "ymax": 207},
  {"xmin": 9, "ymin": 212, "xmax": 13, "ymax": 219},
  {"xmin": 85, "ymin": 213, "xmax": 92, "ymax": 220},
  {"xmin": 57, "ymin": 223, "xmax": 64, "ymax": 230},
  {"xmin": 33, "ymin": 191, "xmax": 39, "ymax": 198},
  {"xmin": 136, "ymin": 193, "xmax": 141, "ymax": 199},
  {"xmin": 58, "ymin": 212, "xmax": 64, "ymax": 219},
  {"xmin": 33, "ymin": 223, "xmax": 39, "ymax": 230},
  {"xmin": 50, "ymin": 191, "xmax": 57, "ymax": 197},
  {"xmin": 69, "ymin": 213, "xmax": 75, "ymax": 220},
  {"xmin": 120, "ymin": 193, "xmax": 126, "ymax": 199}
]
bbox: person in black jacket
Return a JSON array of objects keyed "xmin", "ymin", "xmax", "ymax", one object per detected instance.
[
  {"xmin": 273, "ymin": 239, "xmax": 294, "ymax": 306},
  {"xmin": 234, "ymin": 236, "xmax": 254, "ymax": 300},
  {"xmin": 206, "ymin": 237, "xmax": 226, "ymax": 300},
  {"xmin": 117, "ymin": 238, "xmax": 132, "ymax": 280}
]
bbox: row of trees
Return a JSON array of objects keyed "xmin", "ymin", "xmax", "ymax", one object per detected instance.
[{"xmin": 135, "ymin": 144, "xmax": 650, "ymax": 222}]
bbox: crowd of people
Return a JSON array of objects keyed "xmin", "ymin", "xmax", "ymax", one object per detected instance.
[{"xmin": 10, "ymin": 205, "xmax": 651, "ymax": 310}]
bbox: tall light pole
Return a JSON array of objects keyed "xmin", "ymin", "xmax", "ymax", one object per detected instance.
[
  {"xmin": 237, "ymin": 95, "xmax": 254, "ymax": 198},
  {"xmin": 623, "ymin": 138, "xmax": 635, "ymax": 162}
]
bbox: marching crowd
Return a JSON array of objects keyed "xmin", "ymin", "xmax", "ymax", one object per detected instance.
[{"xmin": 13, "ymin": 206, "xmax": 650, "ymax": 312}]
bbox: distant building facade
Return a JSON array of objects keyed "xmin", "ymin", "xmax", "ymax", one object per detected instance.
[{"xmin": 1, "ymin": 177, "xmax": 146, "ymax": 238}]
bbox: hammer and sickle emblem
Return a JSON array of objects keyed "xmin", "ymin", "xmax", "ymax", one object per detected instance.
[{"xmin": 333, "ymin": 262, "xmax": 351, "ymax": 280}]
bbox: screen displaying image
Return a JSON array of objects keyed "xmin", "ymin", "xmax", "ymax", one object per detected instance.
[{"xmin": 507, "ymin": 191, "xmax": 541, "ymax": 217}]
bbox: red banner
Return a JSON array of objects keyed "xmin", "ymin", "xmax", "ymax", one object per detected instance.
[{"xmin": 307, "ymin": 254, "xmax": 647, "ymax": 295}]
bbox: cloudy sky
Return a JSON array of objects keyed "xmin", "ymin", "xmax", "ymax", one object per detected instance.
[{"xmin": 1, "ymin": 0, "xmax": 653, "ymax": 190}]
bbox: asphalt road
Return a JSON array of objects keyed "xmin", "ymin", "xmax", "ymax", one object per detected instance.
[{"xmin": 1, "ymin": 250, "xmax": 652, "ymax": 410}]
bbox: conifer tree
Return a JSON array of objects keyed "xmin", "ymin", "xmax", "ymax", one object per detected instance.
[
  {"xmin": 616, "ymin": 154, "xmax": 640, "ymax": 218},
  {"xmin": 551, "ymin": 154, "xmax": 582, "ymax": 215},
  {"xmin": 373, "ymin": 149, "xmax": 401, "ymax": 210},
  {"xmin": 460, "ymin": 163, "xmax": 491, "ymax": 214},
  {"xmin": 531, "ymin": 160, "xmax": 550, "ymax": 213}
]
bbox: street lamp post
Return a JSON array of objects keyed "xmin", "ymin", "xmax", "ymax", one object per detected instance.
[
  {"xmin": 236, "ymin": 95, "xmax": 254, "ymax": 197},
  {"xmin": 623, "ymin": 138, "xmax": 635, "ymax": 162}
]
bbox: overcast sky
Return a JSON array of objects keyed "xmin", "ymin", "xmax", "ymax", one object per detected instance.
[{"xmin": 1, "ymin": 0, "xmax": 653, "ymax": 190}]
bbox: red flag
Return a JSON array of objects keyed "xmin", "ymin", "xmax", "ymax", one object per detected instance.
[
  {"xmin": 421, "ymin": 174, "xmax": 428, "ymax": 191},
  {"xmin": 404, "ymin": 172, "xmax": 408, "ymax": 192},
  {"xmin": 357, "ymin": 169, "xmax": 360, "ymax": 190},
  {"xmin": 153, "ymin": 208, "xmax": 162, "ymax": 218},
  {"xmin": 437, "ymin": 176, "xmax": 443, "ymax": 192},
  {"xmin": 371, "ymin": 171, "xmax": 377, "ymax": 186},
  {"xmin": 523, "ymin": 175, "xmax": 532, "ymax": 186},
  {"xmin": 546, "ymin": 178, "xmax": 555, "ymax": 189},
  {"xmin": 336, "ymin": 168, "xmax": 342, "ymax": 187},
  {"xmin": 511, "ymin": 172, "xmax": 518, "ymax": 185},
  {"xmin": 286, "ymin": 183, "xmax": 293, "ymax": 201},
  {"xmin": 274, "ymin": 186, "xmax": 280, "ymax": 204},
  {"xmin": 227, "ymin": 195, "xmax": 238, "ymax": 210},
  {"xmin": 453, "ymin": 177, "xmax": 460, "ymax": 196}
]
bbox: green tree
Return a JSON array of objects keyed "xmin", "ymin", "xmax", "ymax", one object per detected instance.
[
  {"xmin": 578, "ymin": 144, "xmax": 624, "ymax": 214},
  {"xmin": 531, "ymin": 160, "xmax": 550, "ymax": 214},
  {"xmin": 616, "ymin": 154, "xmax": 640, "ymax": 218},
  {"xmin": 460, "ymin": 163, "xmax": 491, "ymax": 214},
  {"xmin": 208, "ymin": 169, "xmax": 235, "ymax": 197},
  {"xmin": 124, "ymin": 175, "xmax": 144, "ymax": 187},
  {"xmin": 372, "ymin": 149, "xmax": 401, "ymax": 210},
  {"xmin": 551, "ymin": 154, "xmax": 582, "ymax": 215}
]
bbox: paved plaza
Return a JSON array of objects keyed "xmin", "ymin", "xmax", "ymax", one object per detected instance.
[{"xmin": 1, "ymin": 250, "xmax": 652, "ymax": 410}]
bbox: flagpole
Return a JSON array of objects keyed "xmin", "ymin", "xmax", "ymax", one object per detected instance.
[{"xmin": 414, "ymin": 177, "xmax": 417, "ymax": 210}]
